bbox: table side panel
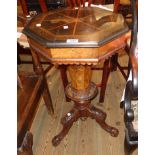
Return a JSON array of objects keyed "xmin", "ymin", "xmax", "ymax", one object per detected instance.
[{"xmin": 28, "ymin": 32, "xmax": 129, "ymax": 65}]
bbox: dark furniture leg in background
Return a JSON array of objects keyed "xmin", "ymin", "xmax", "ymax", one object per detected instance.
[
  {"xmin": 17, "ymin": 132, "xmax": 33, "ymax": 155},
  {"xmin": 17, "ymin": 43, "xmax": 53, "ymax": 74},
  {"xmin": 17, "ymin": 71, "xmax": 54, "ymax": 154},
  {"xmin": 111, "ymin": 54, "xmax": 118, "ymax": 71},
  {"xmin": 99, "ymin": 58, "xmax": 111, "ymax": 103},
  {"xmin": 111, "ymin": 49, "xmax": 131, "ymax": 81},
  {"xmin": 30, "ymin": 47, "xmax": 54, "ymax": 115},
  {"xmin": 20, "ymin": 0, "xmax": 29, "ymax": 15}
]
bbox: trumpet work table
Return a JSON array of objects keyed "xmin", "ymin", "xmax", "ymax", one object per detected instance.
[{"xmin": 23, "ymin": 7, "xmax": 129, "ymax": 146}]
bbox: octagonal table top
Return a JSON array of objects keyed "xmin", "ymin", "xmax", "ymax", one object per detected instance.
[{"xmin": 23, "ymin": 7, "xmax": 129, "ymax": 48}]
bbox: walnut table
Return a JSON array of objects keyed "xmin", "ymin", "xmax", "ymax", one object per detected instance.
[{"xmin": 23, "ymin": 7, "xmax": 129, "ymax": 146}]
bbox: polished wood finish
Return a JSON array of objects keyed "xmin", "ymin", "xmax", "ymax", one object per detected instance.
[
  {"xmin": 28, "ymin": 32, "xmax": 129, "ymax": 102},
  {"xmin": 24, "ymin": 7, "xmax": 128, "ymax": 47},
  {"xmin": 67, "ymin": 65, "xmax": 92, "ymax": 90},
  {"xmin": 22, "ymin": 1, "xmax": 130, "ymax": 102},
  {"xmin": 28, "ymin": 33, "xmax": 129, "ymax": 65},
  {"xmin": 65, "ymin": 0, "xmax": 132, "ymax": 102},
  {"xmin": 17, "ymin": 71, "xmax": 54, "ymax": 154},
  {"xmin": 24, "ymin": 7, "xmax": 129, "ymax": 146},
  {"xmin": 52, "ymin": 100, "xmax": 119, "ymax": 146}
]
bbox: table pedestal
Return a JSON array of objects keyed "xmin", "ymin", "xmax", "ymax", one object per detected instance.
[{"xmin": 52, "ymin": 65, "xmax": 119, "ymax": 146}]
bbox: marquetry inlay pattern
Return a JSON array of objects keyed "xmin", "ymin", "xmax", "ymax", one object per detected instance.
[{"xmin": 24, "ymin": 7, "xmax": 128, "ymax": 48}]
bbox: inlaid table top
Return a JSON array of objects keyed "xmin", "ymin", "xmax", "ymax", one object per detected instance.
[
  {"xmin": 23, "ymin": 7, "xmax": 130, "ymax": 65},
  {"xmin": 23, "ymin": 7, "xmax": 129, "ymax": 48}
]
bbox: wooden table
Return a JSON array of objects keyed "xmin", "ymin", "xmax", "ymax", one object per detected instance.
[{"xmin": 23, "ymin": 6, "xmax": 129, "ymax": 146}]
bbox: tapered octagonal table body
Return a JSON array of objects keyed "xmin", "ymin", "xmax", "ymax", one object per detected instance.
[{"xmin": 23, "ymin": 7, "xmax": 129, "ymax": 146}]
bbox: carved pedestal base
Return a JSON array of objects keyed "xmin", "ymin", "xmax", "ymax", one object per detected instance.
[
  {"xmin": 52, "ymin": 65, "xmax": 119, "ymax": 146},
  {"xmin": 52, "ymin": 101, "xmax": 119, "ymax": 146}
]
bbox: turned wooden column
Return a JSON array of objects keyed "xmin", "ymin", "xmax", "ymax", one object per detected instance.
[
  {"xmin": 65, "ymin": 65, "xmax": 98, "ymax": 103},
  {"xmin": 67, "ymin": 65, "xmax": 92, "ymax": 90},
  {"xmin": 30, "ymin": 46, "xmax": 54, "ymax": 115}
]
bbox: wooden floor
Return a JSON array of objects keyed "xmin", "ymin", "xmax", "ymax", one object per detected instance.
[{"xmin": 18, "ymin": 52, "xmax": 138, "ymax": 155}]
